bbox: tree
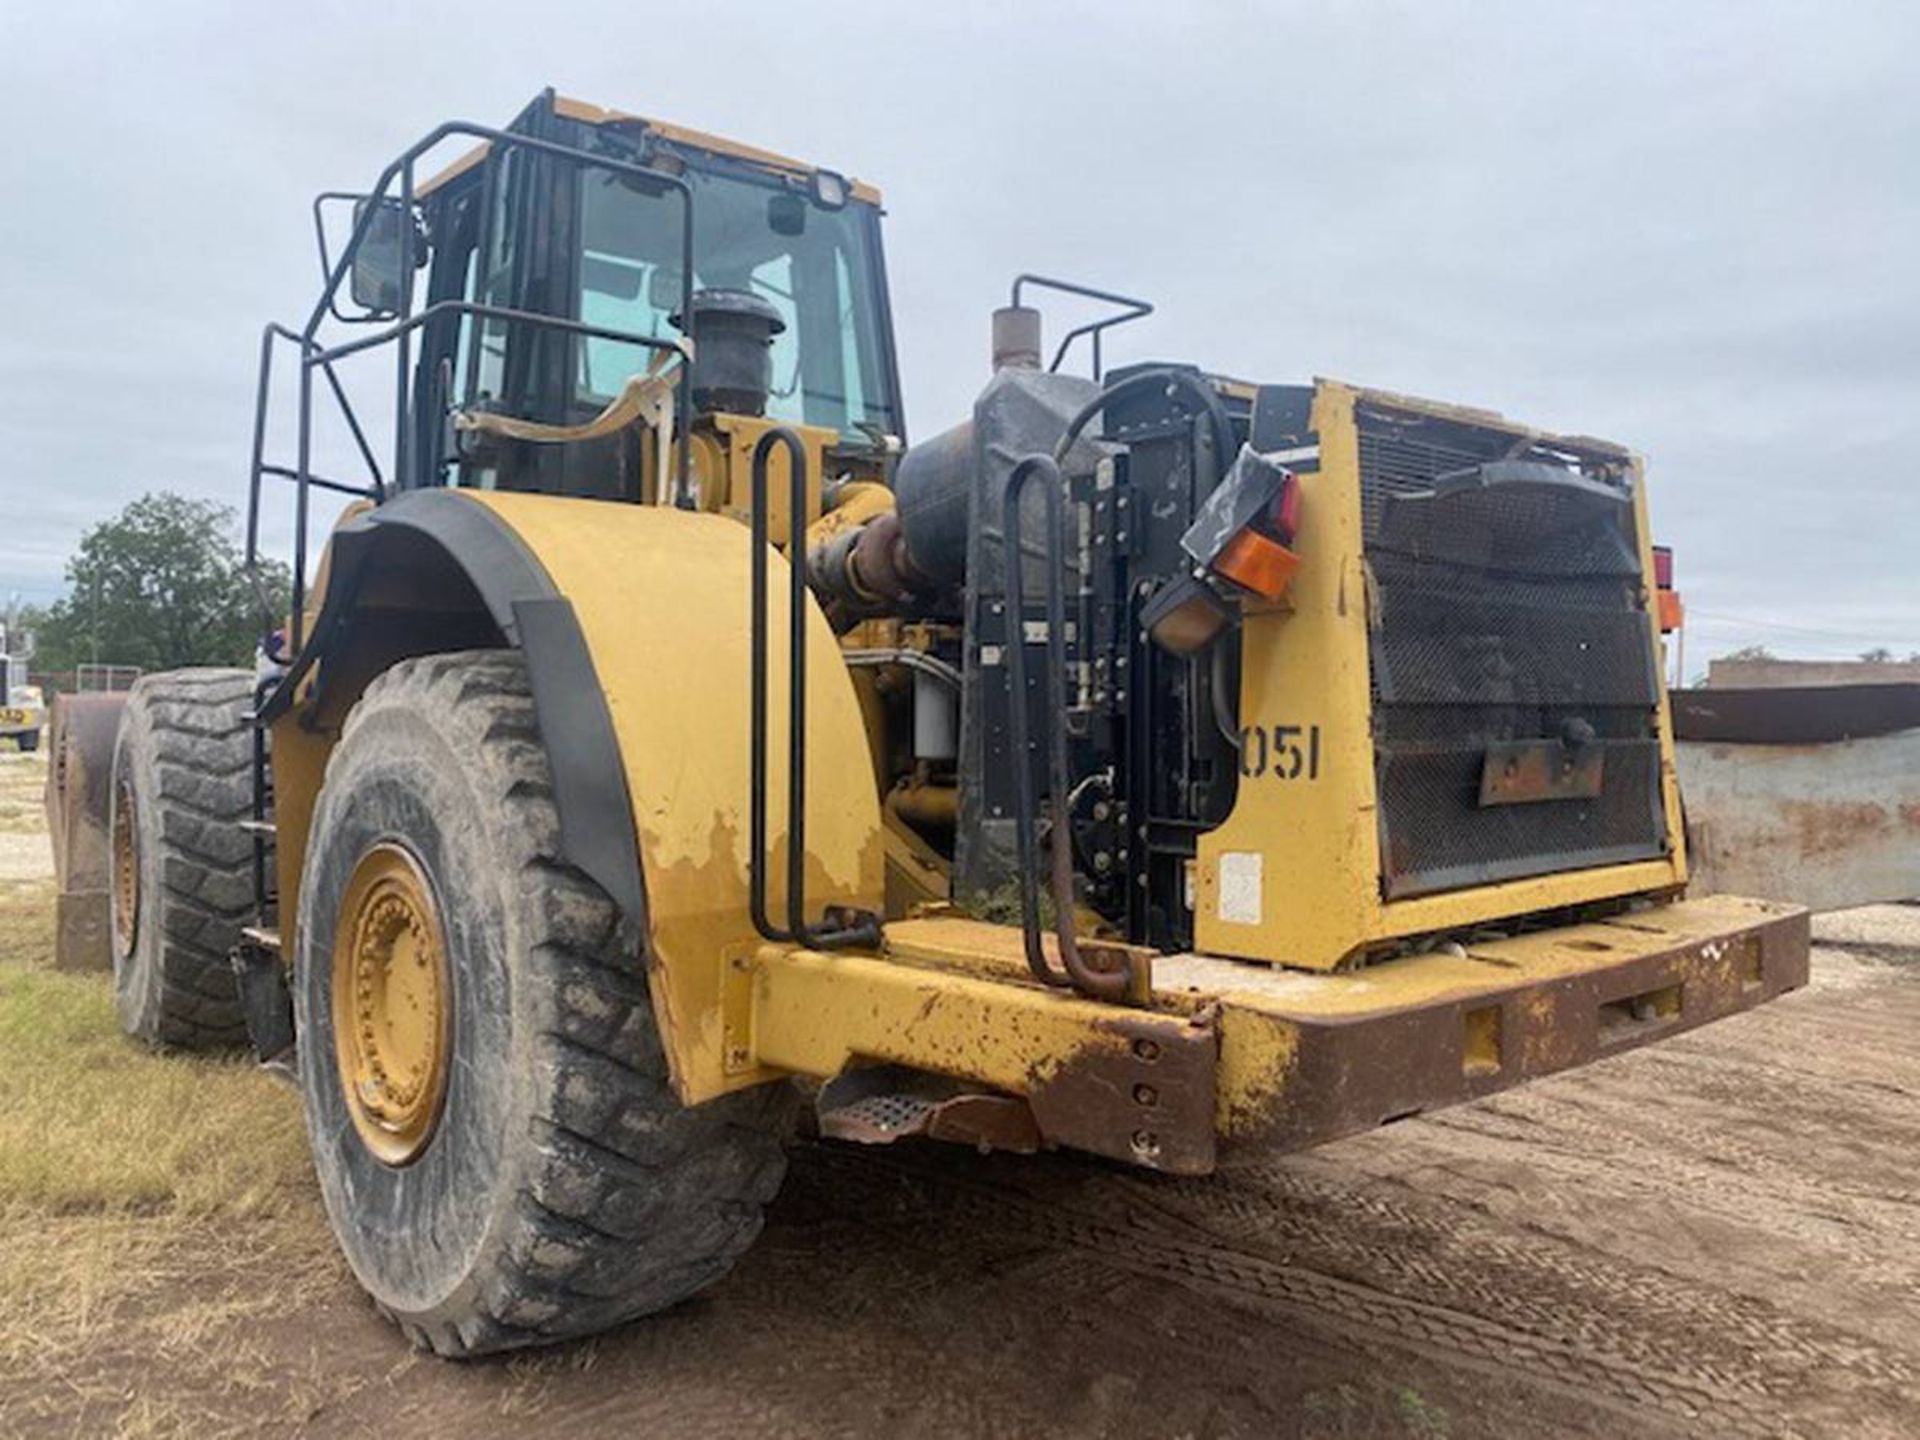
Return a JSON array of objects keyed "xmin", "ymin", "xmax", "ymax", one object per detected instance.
[
  {"xmin": 33, "ymin": 493, "xmax": 289, "ymax": 675},
  {"xmin": 1859, "ymin": 647, "xmax": 1895, "ymax": 663},
  {"xmin": 1721, "ymin": 644, "xmax": 1775, "ymax": 662}
]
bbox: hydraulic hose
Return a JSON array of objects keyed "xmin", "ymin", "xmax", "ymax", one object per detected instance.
[{"xmin": 1051, "ymin": 367, "xmax": 1238, "ymax": 482}]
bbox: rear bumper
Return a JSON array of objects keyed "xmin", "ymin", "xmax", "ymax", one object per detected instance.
[
  {"xmin": 1191, "ymin": 893, "xmax": 1809, "ymax": 1155},
  {"xmin": 748, "ymin": 895, "xmax": 1810, "ymax": 1177}
]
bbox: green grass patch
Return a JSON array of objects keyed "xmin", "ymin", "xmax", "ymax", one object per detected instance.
[
  {"xmin": 0, "ymin": 964, "xmax": 309, "ymax": 1216},
  {"xmin": 0, "ymin": 756, "xmax": 342, "ymax": 1429},
  {"xmin": 0, "ymin": 879, "xmax": 54, "ymax": 968},
  {"xmin": 0, "ymin": 958, "xmax": 333, "ymax": 1405}
]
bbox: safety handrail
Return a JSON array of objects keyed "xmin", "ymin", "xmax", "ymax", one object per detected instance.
[
  {"xmin": 249, "ymin": 115, "xmax": 702, "ymax": 660},
  {"xmin": 748, "ymin": 427, "xmax": 881, "ymax": 951},
  {"xmin": 1000, "ymin": 454, "xmax": 1137, "ymax": 1000},
  {"xmin": 1010, "ymin": 273, "xmax": 1154, "ymax": 382}
]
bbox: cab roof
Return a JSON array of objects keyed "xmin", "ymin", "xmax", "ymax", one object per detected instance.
[{"xmin": 417, "ymin": 94, "xmax": 882, "ymax": 207}]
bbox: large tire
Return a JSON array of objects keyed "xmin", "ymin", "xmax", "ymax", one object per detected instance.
[
  {"xmin": 295, "ymin": 650, "xmax": 792, "ymax": 1356},
  {"xmin": 110, "ymin": 669, "xmax": 258, "ymax": 1048}
]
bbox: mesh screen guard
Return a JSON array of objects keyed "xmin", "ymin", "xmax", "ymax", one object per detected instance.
[{"xmin": 1356, "ymin": 406, "xmax": 1667, "ymax": 900}]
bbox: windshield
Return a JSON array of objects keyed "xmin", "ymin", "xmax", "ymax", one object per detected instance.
[{"xmin": 574, "ymin": 165, "xmax": 896, "ymax": 439}]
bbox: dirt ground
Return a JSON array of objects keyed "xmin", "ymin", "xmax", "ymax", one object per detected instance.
[{"xmin": 2, "ymin": 743, "xmax": 1917, "ymax": 1439}]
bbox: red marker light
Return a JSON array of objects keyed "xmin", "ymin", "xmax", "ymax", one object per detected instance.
[{"xmin": 1269, "ymin": 475, "xmax": 1302, "ymax": 544}]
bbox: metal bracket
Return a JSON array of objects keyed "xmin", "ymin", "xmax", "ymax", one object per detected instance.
[
  {"xmin": 720, "ymin": 940, "xmax": 759, "ymax": 1076},
  {"xmin": 1479, "ymin": 738, "xmax": 1605, "ymax": 806}
]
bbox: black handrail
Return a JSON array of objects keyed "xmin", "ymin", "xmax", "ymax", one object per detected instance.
[
  {"xmin": 245, "ymin": 323, "xmax": 387, "ymax": 643},
  {"xmin": 748, "ymin": 427, "xmax": 880, "ymax": 951},
  {"xmin": 252, "ymin": 117, "xmax": 702, "ymax": 658},
  {"xmin": 1010, "ymin": 273, "xmax": 1153, "ymax": 382},
  {"xmin": 1001, "ymin": 454, "xmax": 1135, "ymax": 1000}
]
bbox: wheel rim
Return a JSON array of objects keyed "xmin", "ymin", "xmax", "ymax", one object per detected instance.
[
  {"xmin": 111, "ymin": 777, "xmax": 138, "ymax": 959},
  {"xmin": 332, "ymin": 842, "xmax": 452, "ymax": 1166}
]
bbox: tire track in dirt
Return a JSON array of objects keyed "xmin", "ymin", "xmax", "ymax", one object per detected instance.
[
  {"xmin": 785, "ymin": 942, "xmax": 1920, "ymax": 1438},
  {"xmin": 1143, "ymin": 1158, "xmax": 1912, "ymax": 1388},
  {"xmin": 811, "ymin": 1147, "xmax": 1795, "ymax": 1435},
  {"xmin": 1424, "ymin": 1097, "xmax": 1920, "ymax": 1247},
  {"xmin": 1430, "ymin": 1063, "xmax": 1920, "ymax": 1242}
]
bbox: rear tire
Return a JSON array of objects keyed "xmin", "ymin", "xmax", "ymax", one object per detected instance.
[
  {"xmin": 110, "ymin": 669, "xmax": 259, "ymax": 1048},
  {"xmin": 295, "ymin": 650, "xmax": 791, "ymax": 1356}
]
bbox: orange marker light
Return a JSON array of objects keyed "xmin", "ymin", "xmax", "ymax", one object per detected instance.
[{"xmin": 1214, "ymin": 528, "xmax": 1302, "ymax": 601}]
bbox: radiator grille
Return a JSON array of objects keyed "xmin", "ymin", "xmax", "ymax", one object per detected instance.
[{"xmin": 1358, "ymin": 405, "xmax": 1667, "ymax": 900}]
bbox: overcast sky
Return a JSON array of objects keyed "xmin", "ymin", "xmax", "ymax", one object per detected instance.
[{"xmin": 1, "ymin": 0, "xmax": 1914, "ymax": 667}]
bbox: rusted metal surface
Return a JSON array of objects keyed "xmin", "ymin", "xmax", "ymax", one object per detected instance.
[
  {"xmin": 42, "ymin": 692, "xmax": 128, "ymax": 971},
  {"xmin": 1224, "ymin": 901, "xmax": 1809, "ymax": 1156},
  {"xmin": 1672, "ymin": 683, "xmax": 1920, "ymax": 744},
  {"xmin": 1479, "ymin": 737, "xmax": 1605, "ymax": 806},
  {"xmin": 815, "ymin": 1068, "xmax": 1045, "ymax": 1155},
  {"xmin": 749, "ymin": 943, "xmax": 1219, "ymax": 1173},
  {"xmin": 923, "ymin": 1094, "xmax": 1045, "ymax": 1153},
  {"xmin": 1026, "ymin": 1009, "xmax": 1218, "ymax": 1175},
  {"xmin": 1679, "ymin": 727, "xmax": 1920, "ymax": 909},
  {"xmin": 773, "ymin": 901, "xmax": 1806, "ymax": 1180}
]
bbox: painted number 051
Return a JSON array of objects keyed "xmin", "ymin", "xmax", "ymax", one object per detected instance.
[{"xmin": 1238, "ymin": 723, "xmax": 1322, "ymax": 780}]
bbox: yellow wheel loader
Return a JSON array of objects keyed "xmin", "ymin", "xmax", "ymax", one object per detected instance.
[
  {"xmin": 95, "ymin": 90, "xmax": 1814, "ymax": 1356},
  {"xmin": 0, "ymin": 631, "xmax": 44, "ymax": 752}
]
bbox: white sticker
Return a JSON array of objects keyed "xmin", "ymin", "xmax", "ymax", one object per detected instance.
[{"xmin": 1218, "ymin": 852, "xmax": 1263, "ymax": 925}]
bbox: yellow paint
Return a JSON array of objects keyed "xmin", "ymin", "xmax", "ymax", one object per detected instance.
[
  {"xmin": 1194, "ymin": 384, "xmax": 1374, "ymax": 968},
  {"xmin": 806, "ymin": 480, "xmax": 895, "ymax": 551},
  {"xmin": 1214, "ymin": 1007, "xmax": 1300, "ymax": 1136},
  {"xmin": 421, "ymin": 97, "xmax": 885, "ymax": 207},
  {"xmin": 552, "ymin": 96, "xmax": 885, "ymax": 206},
  {"xmin": 464, "ymin": 491, "xmax": 883, "ymax": 1104},
  {"xmin": 736, "ymin": 893, "xmax": 1796, "ymax": 1153},
  {"xmin": 330, "ymin": 842, "xmax": 451, "ymax": 1166},
  {"xmin": 267, "ymin": 717, "xmax": 331, "ymax": 955},
  {"xmin": 750, "ymin": 945, "xmax": 1182, "ymax": 1094},
  {"xmin": 1194, "ymin": 382, "xmax": 1688, "ymax": 970},
  {"xmin": 1630, "ymin": 458, "xmax": 1692, "ymax": 885},
  {"xmin": 414, "ymin": 140, "xmax": 489, "ymax": 199},
  {"xmin": 644, "ymin": 415, "xmax": 839, "ymax": 537},
  {"xmin": 708, "ymin": 414, "xmax": 837, "ymax": 540},
  {"xmin": 1171, "ymin": 893, "xmax": 1790, "ymax": 1021},
  {"xmin": 882, "ymin": 812, "xmax": 951, "ymax": 920},
  {"xmin": 881, "ymin": 914, "xmax": 1148, "ymax": 991}
]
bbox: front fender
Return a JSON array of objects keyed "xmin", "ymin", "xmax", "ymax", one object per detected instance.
[{"xmin": 278, "ymin": 489, "xmax": 883, "ymax": 1104}]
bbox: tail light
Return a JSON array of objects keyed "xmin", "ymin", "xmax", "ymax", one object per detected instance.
[
  {"xmin": 1179, "ymin": 448, "xmax": 1305, "ymax": 604},
  {"xmin": 1652, "ymin": 545, "xmax": 1674, "ymax": 589},
  {"xmin": 1652, "ymin": 545, "xmax": 1683, "ymax": 633},
  {"xmin": 1213, "ymin": 523, "xmax": 1302, "ymax": 601}
]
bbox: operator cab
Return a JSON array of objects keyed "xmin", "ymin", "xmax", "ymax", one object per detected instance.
[{"xmin": 373, "ymin": 92, "xmax": 903, "ymax": 500}]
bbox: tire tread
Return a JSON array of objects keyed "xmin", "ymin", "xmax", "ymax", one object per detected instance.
[
  {"xmin": 322, "ymin": 651, "xmax": 788, "ymax": 1356},
  {"xmin": 115, "ymin": 667, "xmax": 262, "ymax": 1049}
]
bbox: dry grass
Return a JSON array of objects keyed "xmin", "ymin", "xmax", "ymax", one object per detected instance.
[
  {"xmin": 0, "ymin": 795, "xmax": 40, "ymax": 834},
  {"xmin": 0, "ymin": 752, "xmax": 53, "ymax": 880},
  {"xmin": 0, "ymin": 755, "xmax": 346, "ymax": 1436},
  {"xmin": 0, "ymin": 962, "xmax": 310, "ymax": 1216}
]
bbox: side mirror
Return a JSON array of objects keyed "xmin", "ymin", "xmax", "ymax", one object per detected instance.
[
  {"xmin": 767, "ymin": 191, "xmax": 807, "ymax": 238},
  {"xmin": 350, "ymin": 199, "xmax": 414, "ymax": 315}
]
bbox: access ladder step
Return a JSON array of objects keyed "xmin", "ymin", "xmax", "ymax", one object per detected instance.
[{"xmin": 241, "ymin": 925, "xmax": 282, "ymax": 953}]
